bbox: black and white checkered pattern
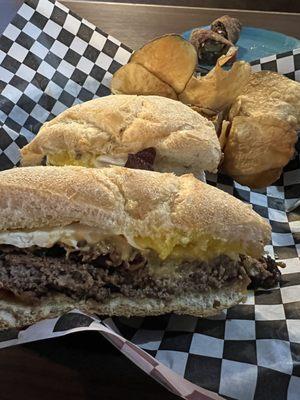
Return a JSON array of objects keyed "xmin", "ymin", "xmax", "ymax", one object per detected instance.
[
  {"xmin": 0, "ymin": 1, "xmax": 300, "ymax": 399},
  {"xmin": 0, "ymin": 310, "xmax": 224, "ymax": 400},
  {"xmin": 111, "ymin": 140, "xmax": 300, "ymax": 399},
  {"xmin": 113, "ymin": 149, "xmax": 300, "ymax": 400},
  {"xmin": 0, "ymin": 0, "xmax": 132, "ymax": 169},
  {"xmin": 109, "ymin": 49, "xmax": 300, "ymax": 400},
  {"xmin": 114, "ymin": 256, "xmax": 300, "ymax": 399}
]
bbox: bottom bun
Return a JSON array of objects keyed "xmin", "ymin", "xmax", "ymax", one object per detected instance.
[{"xmin": 0, "ymin": 281, "xmax": 247, "ymax": 329}]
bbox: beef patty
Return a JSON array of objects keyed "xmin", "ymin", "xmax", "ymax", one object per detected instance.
[{"xmin": 0, "ymin": 245, "xmax": 281, "ymax": 304}]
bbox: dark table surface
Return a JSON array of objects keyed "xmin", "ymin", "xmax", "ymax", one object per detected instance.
[
  {"xmin": 0, "ymin": 1, "xmax": 300, "ymax": 400},
  {"xmin": 0, "ymin": 331, "xmax": 179, "ymax": 400},
  {"xmin": 86, "ymin": 0, "xmax": 300, "ymax": 13}
]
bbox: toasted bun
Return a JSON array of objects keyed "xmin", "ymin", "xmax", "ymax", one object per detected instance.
[
  {"xmin": 20, "ymin": 95, "xmax": 221, "ymax": 174},
  {"xmin": 0, "ymin": 281, "xmax": 247, "ymax": 328},
  {"xmin": 0, "ymin": 166, "xmax": 270, "ymax": 259}
]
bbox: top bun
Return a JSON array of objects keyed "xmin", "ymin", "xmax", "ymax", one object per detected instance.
[
  {"xmin": 0, "ymin": 166, "xmax": 270, "ymax": 260},
  {"xmin": 21, "ymin": 95, "xmax": 221, "ymax": 175}
]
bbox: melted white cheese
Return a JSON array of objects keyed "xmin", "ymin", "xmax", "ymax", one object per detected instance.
[
  {"xmin": 94, "ymin": 155, "xmax": 127, "ymax": 167},
  {"xmin": 0, "ymin": 224, "xmax": 106, "ymax": 249}
]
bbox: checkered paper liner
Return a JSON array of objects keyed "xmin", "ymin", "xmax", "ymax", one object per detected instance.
[{"xmin": 0, "ymin": 1, "xmax": 300, "ymax": 399}]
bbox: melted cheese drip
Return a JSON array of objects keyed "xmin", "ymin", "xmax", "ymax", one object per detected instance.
[
  {"xmin": 47, "ymin": 152, "xmax": 127, "ymax": 168},
  {"xmin": 0, "ymin": 226, "xmax": 256, "ymax": 269},
  {"xmin": 135, "ymin": 232, "xmax": 256, "ymax": 261},
  {"xmin": 47, "ymin": 152, "xmax": 94, "ymax": 167}
]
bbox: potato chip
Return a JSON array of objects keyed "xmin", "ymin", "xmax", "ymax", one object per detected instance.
[
  {"xmin": 229, "ymin": 70, "xmax": 300, "ymax": 128},
  {"xmin": 130, "ymin": 34, "xmax": 197, "ymax": 93},
  {"xmin": 218, "ymin": 120, "xmax": 231, "ymax": 150},
  {"xmin": 111, "ymin": 63, "xmax": 178, "ymax": 100},
  {"xmin": 231, "ymin": 169, "xmax": 282, "ymax": 189},
  {"xmin": 221, "ymin": 70, "xmax": 300, "ymax": 187},
  {"xmin": 222, "ymin": 114, "xmax": 297, "ymax": 187},
  {"xmin": 179, "ymin": 58, "xmax": 251, "ymax": 112},
  {"xmin": 189, "ymin": 105, "xmax": 218, "ymax": 119}
]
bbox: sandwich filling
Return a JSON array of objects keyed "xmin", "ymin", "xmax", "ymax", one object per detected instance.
[
  {"xmin": 0, "ymin": 229, "xmax": 282, "ymax": 305},
  {"xmin": 47, "ymin": 147, "xmax": 157, "ymax": 171},
  {"xmin": 46, "ymin": 148, "xmax": 206, "ymax": 181}
]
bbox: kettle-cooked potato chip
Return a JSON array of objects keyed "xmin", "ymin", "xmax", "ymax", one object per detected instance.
[
  {"xmin": 219, "ymin": 70, "xmax": 300, "ymax": 188},
  {"xmin": 111, "ymin": 63, "xmax": 178, "ymax": 100},
  {"xmin": 229, "ymin": 70, "xmax": 300, "ymax": 128},
  {"xmin": 221, "ymin": 114, "xmax": 297, "ymax": 188},
  {"xmin": 218, "ymin": 119, "xmax": 231, "ymax": 150},
  {"xmin": 230, "ymin": 168, "xmax": 283, "ymax": 189},
  {"xmin": 129, "ymin": 34, "xmax": 197, "ymax": 93},
  {"xmin": 179, "ymin": 57, "xmax": 251, "ymax": 112}
]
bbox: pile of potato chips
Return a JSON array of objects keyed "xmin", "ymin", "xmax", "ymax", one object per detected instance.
[{"xmin": 111, "ymin": 34, "xmax": 300, "ymax": 189}]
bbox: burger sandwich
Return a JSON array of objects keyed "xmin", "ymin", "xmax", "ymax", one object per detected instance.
[
  {"xmin": 0, "ymin": 166, "xmax": 281, "ymax": 328},
  {"xmin": 21, "ymin": 95, "xmax": 221, "ymax": 180}
]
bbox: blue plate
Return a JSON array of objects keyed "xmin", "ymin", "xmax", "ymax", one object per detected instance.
[{"xmin": 182, "ymin": 26, "xmax": 300, "ymax": 64}]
